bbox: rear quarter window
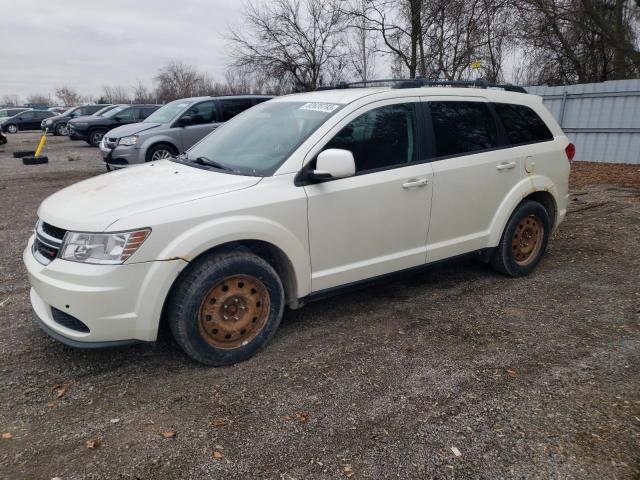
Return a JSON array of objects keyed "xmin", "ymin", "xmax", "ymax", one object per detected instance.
[
  {"xmin": 493, "ymin": 103, "xmax": 553, "ymax": 145},
  {"xmin": 429, "ymin": 101, "xmax": 498, "ymax": 157}
]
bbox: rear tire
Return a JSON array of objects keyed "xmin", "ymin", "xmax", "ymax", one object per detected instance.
[
  {"xmin": 168, "ymin": 249, "xmax": 284, "ymax": 366},
  {"xmin": 490, "ymin": 200, "xmax": 551, "ymax": 277}
]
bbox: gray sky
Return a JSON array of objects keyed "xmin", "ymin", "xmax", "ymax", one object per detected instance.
[{"xmin": 0, "ymin": 0, "xmax": 241, "ymax": 102}]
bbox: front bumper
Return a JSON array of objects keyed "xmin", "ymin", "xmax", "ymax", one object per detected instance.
[
  {"xmin": 67, "ymin": 125, "xmax": 89, "ymax": 141},
  {"xmin": 24, "ymin": 235, "xmax": 187, "ymax": 346},
  {"xmin": 100, "ymin": 142, "xmax": 143, "ymax": 169}
]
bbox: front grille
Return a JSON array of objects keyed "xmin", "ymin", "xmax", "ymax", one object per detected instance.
[
  {"xmin": 51, "ymin": 307, "xmax": 90, "ymax": 333},
  {"xmin": 41, "ymin": 222, "xmax": 66, "ymax": 240},
  {"xmin": 104, "ymin": 137, "xmax": 118, "ymax": 149},
  {"xmin": 32, "ymin": 220, "xmax": 65, "ymax": 265}
]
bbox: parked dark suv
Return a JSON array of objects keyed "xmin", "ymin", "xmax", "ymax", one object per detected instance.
[
  {"xmin": 42, "ymin": 104, "xmax": 112, "ymax": 136},
  {"xmin": 67, "ymin": 104, "xmax": 160, "ymax": 147},
  {"xmin": 1, "ymin": 110, "xmax": 55, "ymax": 133}
]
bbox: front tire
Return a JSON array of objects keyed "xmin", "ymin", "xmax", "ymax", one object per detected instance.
[
  {"xmin": 168, "ymin": 249, "xmax": 284, "ymax": 366},
  {"xmin": 88, "ymin": 129, "xmax": 106, "ymax": 147},
  {"xmin": 55, "ymin": 123, "xmax": 68, "ymax": 136},
  {"xmin": 6, "ymin": 124, "xmax": 18, "ymax": 134},
  {"xmin": 490, "ymin": 200, "xmax": 551, "ymax": 277},
  {"xmin": 146, "ymin": 143, "xmax": 176, "ymax": 162}
]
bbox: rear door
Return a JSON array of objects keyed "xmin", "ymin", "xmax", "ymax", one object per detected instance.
[
  {"xmin": 424, "ymin": 97, "xmax": 523, "ymax": 262},
  {"xmin": 179, "ymin": 100, "xmax": 219, "ymax": 148}
]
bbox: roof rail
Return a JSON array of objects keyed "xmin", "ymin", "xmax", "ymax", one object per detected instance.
[{"xmin": 317, "ymin": 77, "xmax": 527, "ymax": 94}]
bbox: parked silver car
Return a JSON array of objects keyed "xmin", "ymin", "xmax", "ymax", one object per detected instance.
[{"xmin": 100, "ymin": 95, "xmax": 272, "ymax": 170}]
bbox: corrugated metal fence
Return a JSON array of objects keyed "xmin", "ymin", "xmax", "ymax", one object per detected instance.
[{"xmin": 527, "ymin": 79, "xmax": 640, "ymax": 164}]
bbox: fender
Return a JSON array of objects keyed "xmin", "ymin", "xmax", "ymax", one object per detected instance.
[
  {"xmin": 488, "ymin": 174, "xmax": 560, "ymax": 247},
  {"xmin": 156, "ymin": 215, "xmax": 311, "ymax": 298}
]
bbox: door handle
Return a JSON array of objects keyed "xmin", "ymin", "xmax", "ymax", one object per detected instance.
[
  {"xmin": 402, "ymin": 178, "xmax": 428, "ymax": 189},
  {"xmin": 496, "ymin": 161, "xmax": 516, "ymax": 171}
]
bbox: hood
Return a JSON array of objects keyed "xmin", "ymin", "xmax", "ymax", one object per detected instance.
[
  {"xmin": 103, "ymin": 122, "xmax": 160, "ymax": 138},
  {"xmin": 38, "ymin": 160, "xmax": 262, "ymax": 232}
]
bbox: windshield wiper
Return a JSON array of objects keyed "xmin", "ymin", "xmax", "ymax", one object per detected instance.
[{"xmin": 192, "ymin": 155, "xmax": 233, "ymax": 172}]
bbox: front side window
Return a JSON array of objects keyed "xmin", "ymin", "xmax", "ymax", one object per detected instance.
[
  {"xmin": 184, "ymin": 101, "xmax": 217, "ymax": 125},
  {"xmin": 493, "ymin": 103, "xmax": 554, "ymax": 145},
  {"xmin": 221, "ymin": 99, "xmax": 254, "ymax": 121},
  {"xmin": 20, "ymin": 111, "xmax": 35, "ymax": 120},
  {"xmin": 184, "ymin": 100, "xmax": 340, "ymax": 176},
  {"xmin": 324, "ymin": 103, "xmax": 417, "ymax": 173},
  {"xmin": 429, "ymin": 101, "xmax": 498, "ymax": 157}
]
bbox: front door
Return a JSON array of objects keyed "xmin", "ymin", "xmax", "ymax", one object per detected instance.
[
  {"xmin": 304, "ymin": 99, "xmax": 433, "ymax": 292},
  {"xmin": 179, "ymin": 100, "xmax": 220, "ymax": 149}
]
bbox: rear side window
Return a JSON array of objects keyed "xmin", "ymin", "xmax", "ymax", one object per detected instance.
[
  {"xmin": 324, "ymin": 103, "xmax": 417, "ymax": 173},
  {"xmin": 493, "ymin": 103, "xmax": 553, "ymax": 145},
  {"xmin": 220, "ymin": 99, "xmax": 255, "ymax": 121},
  {"xmin": 429, "ymin": 101, "xmax": 498, "ymax": 157}
]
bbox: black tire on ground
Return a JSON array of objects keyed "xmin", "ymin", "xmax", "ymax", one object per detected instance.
[
  {"xmin": 490, "ymin": 200, "xmax": 551, "ymax": 277},
  {"xmin": 168, "ymin": 249, "xmax": 285, "ymax": 366},
  {"xmin": 54, "ymin": 123, "xmax": 67, "ymax": 136},
  {"xmin": 13, "ymin": 150, "xmax": 36, "ymax": 158},
  {"xmin": 145, "ymin": 143, "xmax": 177, "ymax": 163},
  {"xmin": 6, "ymin": 124, "xmax": 18, "ymax": 134},
  {"xmin": 22, "ymin": 156, "xmax": 49, "ymax": 165},
  {"xmin": 88, "ymin": 129, "xmax": 107, "ymax": 147}
]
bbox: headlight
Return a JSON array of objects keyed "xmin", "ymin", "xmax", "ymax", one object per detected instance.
[
  {"xmin": 44, "ymin": 119, "xmax": 53, "ymax": 125},
  {"xmin": 60, "ymin": 229, "xmax": 151, "ymax": 264},
  {"xmin": 119, "ymin": 135, "xmax": 138, "ymax": 146}
]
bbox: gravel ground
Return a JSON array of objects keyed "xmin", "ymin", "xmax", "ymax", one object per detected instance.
[{"xmin": 1, "ymin": 132, "xmax": 639, "ymax": 479}]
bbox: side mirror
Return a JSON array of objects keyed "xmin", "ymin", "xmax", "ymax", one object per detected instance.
[
  {"xmin": 177, "ymin": 115, "xmax": 193, "ymax": 127},
  {"xmin": 310, "ymin": 149, "xmax": 356, "ymax": 181}
]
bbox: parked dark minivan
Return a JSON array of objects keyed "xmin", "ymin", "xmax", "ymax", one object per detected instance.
[
  {"xmin": 42, "ymin": 104, "xmax": 112, "ymax": 136},
  {"xmin": 1, "ymin": 110, "xmax": 55, "ymax": 133},
  {"xmin": 67, "ymin": 104, "xmax": 160, "ymax": 146},
  {"xmin": 0, "ymin": 107, "xmax": 31, "ymax": 119}
]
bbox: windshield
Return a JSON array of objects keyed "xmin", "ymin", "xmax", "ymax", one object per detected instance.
[
  {"xmin": 144, "ymin": 99, "xmax": 190, "ymax": 124},
  {"xmin": 94, "ymin": 105, "xmax": 116, "ymax": 116},
  {"xmin": 103, "ymin": 106, "xmax": 127, "ymax": 118},
  {"xmin": 61, "ymin": 107, "xmax": 79, "ymax": 117},
  {"xmin": 184, "ymin": 101, "xmax": 341, "ymax": 176}
]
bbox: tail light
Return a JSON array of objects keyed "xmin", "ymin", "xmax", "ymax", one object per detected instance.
[{"xmin": 565, "ymin": 143, "xmax": 575, "ymax": 162}]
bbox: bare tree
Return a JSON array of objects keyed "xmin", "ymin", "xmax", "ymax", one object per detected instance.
[
  {"xmin": 1, "ymin": 94, "xmax": 20, "ymax": 107},
  {"xmin": 514, "ymin": 0, "xmax": 640, "ymax": 84},
  {"xmin": 101, "ymin": 85, "xmax": 131, "ymax": 104},
  {"xmin": 131, "ymin": 80, "xmax": 156, "ymax": 103},
  {"xmin": 345, "ymin": 0, "xmax": 378, "ymax": 82},
  {"xmin": 154, "ymin": 60, "xmax": 208, "ymax": 101},
  {"xmin": 25, "ymin": 94, "xmax": 49, "ymax": 106},
  {"xmin": 55, "ymin": 86, "xmax": 82, "ymax": 106},
  {"xmin": 227, "ymin": 0, "xmax": 348, "ymax": 90}
]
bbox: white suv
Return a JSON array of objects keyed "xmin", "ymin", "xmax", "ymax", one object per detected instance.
[{"xmin": 24, "ymin": 82, "xmax": 573, "ymax": 365}]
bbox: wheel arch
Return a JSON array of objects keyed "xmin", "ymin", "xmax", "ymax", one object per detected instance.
[
  {"xmin": 488, "ymin": 176, "xmax": 560, "ymax": 247},
  {"xmin": 141, "ymin": 137, "xmax": 180, "ymax": 162}
]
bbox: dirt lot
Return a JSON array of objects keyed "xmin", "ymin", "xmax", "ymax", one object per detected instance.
[{"xmin": 1, "ymin": 132, "xmax": 639, "ymax": 479}]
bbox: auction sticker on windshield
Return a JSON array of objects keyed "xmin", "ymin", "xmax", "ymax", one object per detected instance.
[{"xmin": 299, "ymin": 103, "xmax": 340, "ymax": 113}]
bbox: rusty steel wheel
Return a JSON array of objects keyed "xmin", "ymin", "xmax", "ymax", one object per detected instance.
[
  {"xmin": 511, "ymin": 214, "xmax": 544, "ymax": 266},
  {"xmin": 198, "ymin": 275, "xmax": 270, "ymax": 349}
]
